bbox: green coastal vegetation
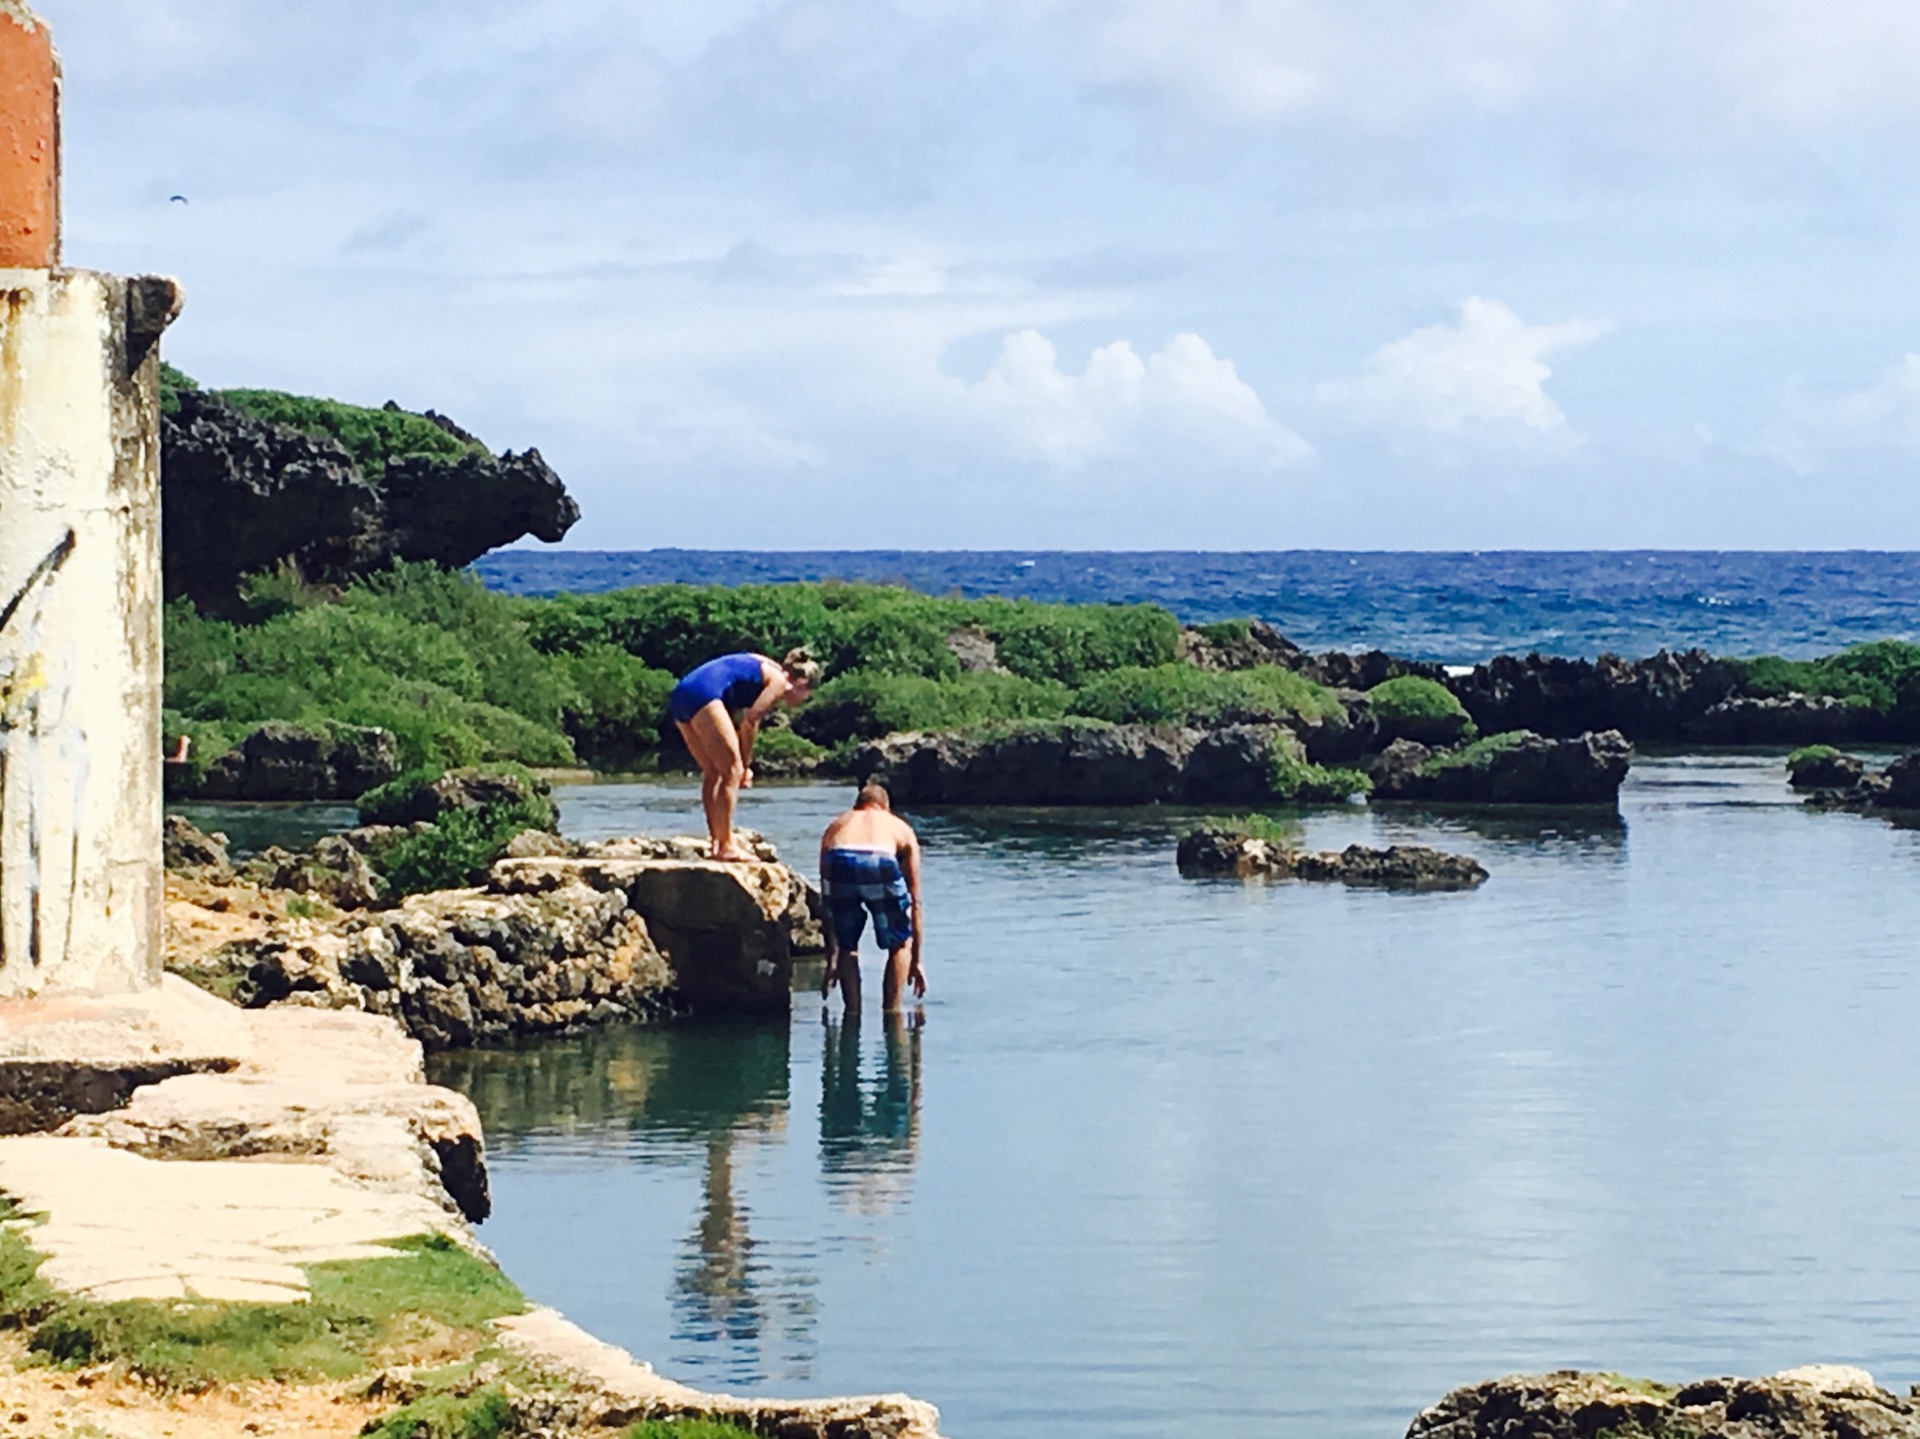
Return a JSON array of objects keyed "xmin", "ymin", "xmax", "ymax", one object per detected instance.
[
  {"xmin": 162, "ymin": 561, "xmax": 1355, "ymax": 789},
  {"xmin": 161, "ymin": 362, "xmax": 483, "ymax": 476}
]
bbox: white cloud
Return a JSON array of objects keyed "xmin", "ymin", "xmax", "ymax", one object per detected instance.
[
  {"xmin": 1319, "ymin": 298, "xmax": 1611, "ymax": 442},
  {"xmin": 967, "ymin": 329, "xmax": 1312, "ymax": 468},
  {"xmin": 1762, "ymin": 353, "xmax": 1920, "ymax": 472},
  {"xmin": 1066, "ymin": 0, "xmax": 1920, "ymax": 136}
]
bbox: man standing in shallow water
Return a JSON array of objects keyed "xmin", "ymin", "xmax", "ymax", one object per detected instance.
[{"xmin": 819, "ymin": 784, "xmax": 925, "ymax": 1011}]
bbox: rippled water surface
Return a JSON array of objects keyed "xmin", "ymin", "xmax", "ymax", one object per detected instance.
[{"xmin": 429, "ymin": 763, "xmax": 1920, "ymax": 1437}]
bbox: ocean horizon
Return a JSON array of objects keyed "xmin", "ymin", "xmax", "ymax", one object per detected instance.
[{"xmin": 477, "ymin": 548, "xmax": 1920, "ymax": 664}]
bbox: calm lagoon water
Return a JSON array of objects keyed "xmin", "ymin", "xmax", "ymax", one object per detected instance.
[{"xmin": 419, "ymin": 761, "xmax": 1920, "ymax": 1437}]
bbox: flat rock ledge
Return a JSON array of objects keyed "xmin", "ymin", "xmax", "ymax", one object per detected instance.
[
  {"xmin": 1408, "ymin": 1367, "xmax": 1920, "ymax": 1439},
  {"xmin": 1178, "ymin": 828, "xmax": 1489, "ymax": 891}
]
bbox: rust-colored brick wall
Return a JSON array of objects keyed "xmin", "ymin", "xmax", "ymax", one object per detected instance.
[{"xmin": 0, "ymin": 4, "xmax": 58, "ymax": 268}]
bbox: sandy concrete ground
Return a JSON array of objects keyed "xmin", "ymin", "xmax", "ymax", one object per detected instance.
[{"xmin": 0, "ymin": 1339, "xmax": 382, "ymax": 1439}]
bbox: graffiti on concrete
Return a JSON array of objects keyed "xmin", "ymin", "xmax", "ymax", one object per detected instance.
[{"xmin": 0, "ymin": 526, "xmax": 80, "ymax": 976}]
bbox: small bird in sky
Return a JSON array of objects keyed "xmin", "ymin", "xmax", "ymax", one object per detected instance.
[{"xmin": 169, "ymin": 194, "xmax": 188, "ymax": 205}]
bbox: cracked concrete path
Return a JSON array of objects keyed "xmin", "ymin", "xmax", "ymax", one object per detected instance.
[{"xmin": 0, "ymin": 1133, "xmax": 449, "ymax": 1302}]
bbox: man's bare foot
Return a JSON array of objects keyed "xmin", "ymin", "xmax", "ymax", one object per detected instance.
[{"xmin": 713, "ymin": 847, "xmax": 753, "ymax": 863}]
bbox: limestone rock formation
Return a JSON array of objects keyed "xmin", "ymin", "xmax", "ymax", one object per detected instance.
[
  {"xmin": 170, "ymin": 720, "xmax": 401, "ymax": 802},
  {"xmin": 1177, "ymin": 620, "xmax": 1307, "ymax": 672},
  {"xmin": 1684, "ymin": 693, "xmax": 1878, "ymax": 745},
  {"xmin": 1405, "ymin": 1367, "xmax": 1920, "ymax": 1439},
  {"xmin": 1786, "ymin": 746, "xmax": 1865, "ymax": 791},
  {"xmin": 853, "ymin": 721, "xmax": 1334, "ymax": 805},
  {"xmin": 1445, "ymin": 649, "xmax": 1738, "ymax": 741},
  {"xmin": 162, "ymin": 389, "xmax": 580, "ymax": 611},
  {"xmin": 1369, "ymin": 730, "xmax": 1633, "ymax": 806},
  {"xmin": 162, "ymin": 814, "xmax": 229, "ymax": 872},
  {"xmin": 1177, "ymin": 827, "xmax": 1488, "ymax": 890},
  {"xmin": 358, "ymin": 764, "xmax": 557, "ymax": 828}
]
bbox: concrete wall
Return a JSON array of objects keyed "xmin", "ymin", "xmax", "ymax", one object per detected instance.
[{"xmin": 0, "ymin": 269, "xmax": 176, "ymax": 996}]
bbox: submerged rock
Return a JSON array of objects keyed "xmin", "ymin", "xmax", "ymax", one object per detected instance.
[
  {"xmin": 1177, "ymin": 827, "xmax": 1488, "ymax": 891},
  {"xmin": 1786, "ymin": 745, "xmax": 1865, "ymax": 791},
  {"xmin": 1369, "ymin": 730, "xmax": 1632, "ymax": 806},
  {"xmin": 1406, "ymin": 1367, "xmax": 1920, "ymax": 1439},
  {"xmin": 170, "ymin": 720, "xmax": 401, "ymax": 802}
]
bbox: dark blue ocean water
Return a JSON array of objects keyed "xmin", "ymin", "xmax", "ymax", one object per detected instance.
[{"xmin": 476, "ymin": 550, "xmax": 1920, "ymax": 663}]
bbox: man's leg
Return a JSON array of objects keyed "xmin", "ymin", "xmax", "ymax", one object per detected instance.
[
  {"xmin": 882, "ymin": 944, "xmax": 910, "ymax": 1012},
  {"xmin": 839, "ymin": 948, "xmax": 862, "ymax": 1009}
]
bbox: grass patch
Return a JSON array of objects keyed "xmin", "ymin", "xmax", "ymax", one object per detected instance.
[
  {"xmin": 363, "ymin": 1384, "xmax": 519, "ymax": 1439},
  {"xmin": 1269, "ymin": 736, "xmax": 1369, "ymax": 803},
  {"xmin": 1731, "ymin": 639, "xmax": 1920, "ymax": 720},
  {"xmin": 1070, "ymin": 663, "xmax": 1344, "ymax": 729},
  {"xmin": 1597, "ymin": 1374, "xmax": 1681, "ymax": 1401},
  {"xmin": 1419, "ymin": 731, "xmax": 1530, "ymax": 775},
  {"xmin": 213, "ymin": 389, "xmax": 482, "ymax": 479},
  {"xmin": 1367, "ymin": 675, "xmax": 1475, "ymax": 740},
  {"xmin": 623, "ymin": 1422, "xmax": 755, "ymax": 1439},
  {"xmin": 20, "ymin": 1234, "xmax": 523, "ymax": 1390},
  {"xmin": 1193, "ymin": 814, "xmax": 1299, "ymax": 845}
]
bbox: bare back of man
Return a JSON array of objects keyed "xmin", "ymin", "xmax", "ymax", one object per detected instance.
[{"xmin": 819, "ymin": 785, "xmax": 924, "ymax": 1011}]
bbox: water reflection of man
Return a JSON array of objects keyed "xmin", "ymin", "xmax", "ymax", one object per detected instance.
[
  {"xmin": 820, "ymin": 1009, "xmax": 922, "ymax": 1214},
  {"xmin": 819, "ymin": 783, "xmax": 925, "ymax": 1011}
]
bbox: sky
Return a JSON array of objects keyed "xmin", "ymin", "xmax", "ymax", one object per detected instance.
[{"xmin": 38, "ymin": 0, "xmax": 1920, "ymax": 550}]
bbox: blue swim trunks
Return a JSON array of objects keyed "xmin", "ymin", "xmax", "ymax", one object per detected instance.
[{"xmin": 822, "ymin": 847, "xmax": 914, "ymax": 954}]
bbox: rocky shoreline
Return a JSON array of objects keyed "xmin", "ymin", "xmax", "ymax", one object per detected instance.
[{"xmin": 164, "ymin": 818, "xmax": 826, "ymax": 1054}]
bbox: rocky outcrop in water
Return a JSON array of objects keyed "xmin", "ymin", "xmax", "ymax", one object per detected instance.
[
  {"xmin": 166, "ymin": 831, "xmax": 824, "ymax": 1050},
  {"xmin": 1684, "ymin": 693, "xmax": 1879, "ymax": 745},
  {"xmin": 358, "ymin": 765, "xmax": 557, "ymax": 828},
  {"xmin": 167, "ymin": 721, "xmax": 401, "ymax": 802},
  {"xmin": 1177, "ymin": 827, "xmax": 1488, "ymax": 890},
  {"xmin": 853, "ymin": 722, "xmax": 1357, "ymax": 806},
  {"xmin": 1369, "ymin": 730, "xmax": 1633, "ymax": 806},
  {"xmin": 1406, "ymin": 1366, "xmax": 1920, "ymax": 1439},
  {"xmin": 1443, "ymin": 650, "xmax": 1737, "ymax": 741},
  {"xmin": 162, "ymin": 389, "xmax": 580, "ymax": 611},
  {"xmin": 1786, "ymin": 746, "xmax": 1865, "ymax": 791}
]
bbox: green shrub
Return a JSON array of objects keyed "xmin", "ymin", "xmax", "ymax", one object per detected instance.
[
  {"xmin": 1366, "ymin": 675, "xmax": 1476, "ymax": 743},
  {"xmin": 1420, "ymin": 731, "xmax": 1530, "ymax": 776},
  {"xmin": 1195, "ymin": 619, "xmax": 1252, "ymax": 646},
  {"xmin": 551, "ymin": 645, "xmax": 677, "ymax": 766},
  {"xmin": 973, "ymin": 598, "xmax": 1179, "ymax": 685},
  {"xmin": 1268, "ymin": 736, "xmax": 1369, "ymax": 802},
  {"xmin": 622, "ymin": 1422, "xmax": 754, "ymax": 1439},
  {"xmin": 1787, "ymin": 743, "xmax": 1845, "ymax": 769},
  {"xmin": 1732, "ymin": 640, "xmax": 1920, "ymax": 721},
  {"xmin": 214, "ymin": 389, "xmax": 481, "ymax": 478},
  {"xmin": 1069, "ymin": 664, "xmax": 1345, "ymax": 729},
  {"xmin": 1192, "ymin": 812, "xmax": 1300, "ymax": 845},
  {"xmin": 795, "ymin": 669, "xmax": 1071, "ymax": 745},
  {"xmin": 158, "ymin": 361, "xmax": 198, "ymax": 417},
  {"xmin": 361, "ymin": 765, "xmax": 557, "ymax": 895},
  {"xmin": 749, "ymin": 725, "xmax": 827, "ymax": 775}
]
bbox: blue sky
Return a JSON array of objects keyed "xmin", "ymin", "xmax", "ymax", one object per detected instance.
[{"xmin": 41, "ymin": 0, "xmax": 1920, "ymax": 549}]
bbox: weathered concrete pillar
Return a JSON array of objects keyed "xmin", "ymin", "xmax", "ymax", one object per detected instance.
[
  {"xmin": 0, "ymin": 1, "xmax": 182, "ymax": 998},
  {"xmin": 0, "ymin": 1, "xmax": 59, "ymax": 270}
]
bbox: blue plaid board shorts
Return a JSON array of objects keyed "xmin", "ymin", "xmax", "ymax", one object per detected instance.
[{"xmin": 822, "ymin": 847, "xmax": 914, "ymax": 953}]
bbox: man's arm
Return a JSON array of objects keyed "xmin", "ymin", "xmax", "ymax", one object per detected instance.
[
  {"xmin": 900, "ymin": 826, "xmax": 926, "ymax": 996},
  {"xmin": 819, "ymin": 829, "xmax": 839, "ymax": 995}
]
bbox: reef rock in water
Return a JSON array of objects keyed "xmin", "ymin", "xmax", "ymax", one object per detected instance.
[
  {"xmin": 1406, "ymin": 1367, "xmax": 1920, "ymax": 1439},
  {"xmin": 162, "ymin": 389, "xmax": 579, "ymax": 609}
]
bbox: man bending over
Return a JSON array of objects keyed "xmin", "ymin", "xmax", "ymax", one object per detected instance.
[{"xmin": 820, "ymin": 784, "xmax": 925, "ymax": 1011}]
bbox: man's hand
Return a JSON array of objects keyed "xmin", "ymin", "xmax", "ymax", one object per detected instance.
[
  {"xmin": 821, "ymin": 949, "xmax": 838, "ymax": 997},
  {"xmin": 907, "ymin": 960, "xmax": 927, "ymax": 998}
]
